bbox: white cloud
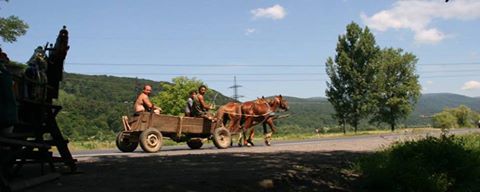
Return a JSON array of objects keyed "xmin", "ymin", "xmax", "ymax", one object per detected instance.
[
  {"xmin": 414, "ymin": 28, "xmax": 445, "ymax": 44},
  {"xmin": 361, "ymin": 0, "xmax": 480, "ymax": 44},
  {"xmin": 245, "ymin": 28, "xmax": 256, "ymax": 36},
  {"xmin": 251, "ymin": 4, "xmax": 286, "ymax": 20},
  {"xmin": 461, "ymin": 81, "xmax": 480, "ymax": 90}
]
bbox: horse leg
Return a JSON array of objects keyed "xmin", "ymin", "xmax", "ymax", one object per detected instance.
[
  {"xmin": 242, "ymin": 117, "xmax": 254, "ymax": 147},
  {"xmin": 247, "ymin": 127, "xmax": 255, "ymax": 147},
  {"xmin": 224, "ymin": 114, "xmax": 237, "ymax": 147},
  {"xmin": 264, "ymin": 118, "xmax": 275, "ymax": 146},
  {"xmin": 236, "ymin": 131, "xmax": 242, "ymax": 147}
]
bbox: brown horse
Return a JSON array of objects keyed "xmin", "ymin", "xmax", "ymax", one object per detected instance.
[
  {"xmin": 241, "ymin": 95, "xmax": 289, "ymax": 146},
  {"xmin": 215, "ymin": 102, "xmax": 242, "ymax": 133}
]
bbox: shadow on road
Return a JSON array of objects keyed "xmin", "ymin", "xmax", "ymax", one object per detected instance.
[{"xmin": 26, "ymin": 150, "xmax": 370, "ymax": 192}]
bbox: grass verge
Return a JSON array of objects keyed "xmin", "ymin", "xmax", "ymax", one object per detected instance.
[{"xmin": 353, "ymin": 132, "xmax": 480, "ymax": 192}]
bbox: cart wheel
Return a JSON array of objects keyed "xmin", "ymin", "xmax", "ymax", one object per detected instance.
[
  {"xmin": 187, "ymin": 139, "xmax": 203, "ymax": 149},
  {"xmin": 116, "ymin": 132, "xmax": 138, "ymax": 152},
  {"xmin": 213, "ymin": 127, "xmax": 231, "ymax": 149},
  {"xmin": 139, "ymin": 128, "xmax": 163, "ymax": 153}
]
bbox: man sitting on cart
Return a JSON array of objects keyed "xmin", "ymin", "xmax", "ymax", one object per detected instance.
[
  {"xmin": 184, "ymin": 90, "xmax": 196, "ymax": 117},
  {"xmin": 134, "ymin": 84, "xmax": 161, "ymax": 115},
  {"xmin": 191, "ymin": 85, "xmax": 215, "ymax": 120}
]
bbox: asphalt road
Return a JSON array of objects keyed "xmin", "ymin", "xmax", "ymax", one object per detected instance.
[
  {"xmin": 25, "ymin": 128, "xmax": 480, "ymax": 192},
  {"xmin": 72, "ymin": 128, "xmax": 480, "ymax": 158}
]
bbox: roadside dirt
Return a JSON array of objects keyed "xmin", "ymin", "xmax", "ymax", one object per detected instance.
[
  {"xmin": 24, "ymin": 151, "xmax": 367, "ymax": 192},
  {"xmin": 20, "ymin": 129, "xmax": 479, "ymax": 192},
  {"xmin": 20, "ymin": 136, "xmax": 390, "ymax": 191}
]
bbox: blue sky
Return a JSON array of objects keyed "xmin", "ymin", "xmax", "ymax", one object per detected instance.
[{"xmin": 2, "ymin": 0, "xmax": 479, "ymax": 101}]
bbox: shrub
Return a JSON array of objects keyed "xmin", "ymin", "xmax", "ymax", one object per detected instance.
[
  {"xmin": 355, "ymin": 135, "xmax": 480, "ymax": 191},
  {"xmin": 432, "ymin": 111, "xmax": 458, "ymax": 129},
  {"xmin": 432, "ymin": 105, "xmax": 480, "ymax": 129}
]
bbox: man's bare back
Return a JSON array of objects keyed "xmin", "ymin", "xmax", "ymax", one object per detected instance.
[
  {"xmin": 134, "ymin": 92, "xmax": 152, "ymax": 113},
  {"xmin": 134, "ymin": 85, "xmax": 160, "ymax": 114}
]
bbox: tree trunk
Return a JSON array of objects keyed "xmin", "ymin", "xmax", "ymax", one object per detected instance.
[
  {"xmin": 353, "ymin": 121, "xmax": 358, "ymax": 133},
  {"xmin": 390, "ymin": 116, "xmax": 395, "ymax": 131}
]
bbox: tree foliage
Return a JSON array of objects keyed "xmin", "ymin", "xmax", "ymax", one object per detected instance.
[
  {"xmin": 432, "ymin": 111, "xmax": 459, "ymax": 129},
  {"xmin": 151, "ymin": 76, "xmax": 204, "ymax": 116},
  {"xmin": 432, "ymin": 105, "xmax": 479, "ymax": 129},
  {"xmin": 370, "ymin": 48, "xmax": 421, "ymax": 131},
  {"xmin": 326, "ymin": 22, "xmax": 379, "ymax": 133},
  {"xmin": 0, "ymin": 1, "xmax": 29, "ymax": 43}
]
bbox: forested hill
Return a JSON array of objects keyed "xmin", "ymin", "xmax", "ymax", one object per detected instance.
[
  {"xmin": 54, "ymin": 73, "xmax": 480, "ymax": 140},
  {"xmin": 414, "ymin": 93, "xmax": 480, "ymax": 115},
  {"xmin": 61, "ymin": 73, "xmax": 164, "ymax": 103}
]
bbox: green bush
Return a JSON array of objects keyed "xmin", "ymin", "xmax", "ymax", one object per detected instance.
[
  {"xmin": 462, "ymin": 134, "xmax": 480, "ymax": 153},
  {"xmin": 432, "ymin": 105, "xmax": 479, "ymax": 129},
  {"xmin": 432, "ymin": 111, "xmax": 458, "ymax": 129},
  {"xmin": 355, "ymin": 134, "xmax": 480, "ymax": 191}
]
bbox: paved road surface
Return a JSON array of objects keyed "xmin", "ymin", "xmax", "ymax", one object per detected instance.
[
  {"xmin": 23, "ymin": 128, "xmax": 479, "ymax": 192},
  {"xmin": 73, "ymin": 128, "xmax": 480, "ymax": 159}
]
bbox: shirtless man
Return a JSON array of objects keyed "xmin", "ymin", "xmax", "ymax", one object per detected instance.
[{"xmin": 134, "ymin": 85, "xmax": 161, "ymax": 115}]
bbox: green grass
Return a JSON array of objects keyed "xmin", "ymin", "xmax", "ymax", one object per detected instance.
[
  {"xmin": 353, "ymin": 133, "xmax": 480, "ymax": 192},
  {"xmin": 272, "ymin": 127, "xmax": 440, "ymax": 141}
]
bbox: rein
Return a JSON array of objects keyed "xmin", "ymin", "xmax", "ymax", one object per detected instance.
[{"xmin": 224, "ymin": 100, "xmax": 272, "ymax": 117}]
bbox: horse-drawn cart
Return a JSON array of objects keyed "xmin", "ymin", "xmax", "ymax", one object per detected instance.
[{"xmin": 116, "ymin": 112, "xmax": 231, "ymax": 153}]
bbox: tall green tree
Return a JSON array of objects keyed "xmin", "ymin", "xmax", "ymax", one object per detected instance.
[
  {"xmin": 326, "ymin": 22, "xmax": 379, "ymax": 133},
  {"xmin": 0, "ymin": 1, "xmax": 28, "ymax": 43},
  {"xmin": 325, "ymin": 57, "xmax": 349, "ymax": 134},
  {"xmin": 151, "ymin": 76, "xmax": 204, "ymax": 115},
  {"xmin": 370, "ymin": 48, "xmax": 421, "ymax": 131}
]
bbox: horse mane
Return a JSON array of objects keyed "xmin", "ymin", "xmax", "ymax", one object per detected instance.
[{"xmin": 254, "ymin": 97, "xmax": 268, "ymax": 104}]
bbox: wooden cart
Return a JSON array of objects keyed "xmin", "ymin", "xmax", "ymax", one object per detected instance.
[{"xmin": 116, "ymin": 112, "xmax": 231, "ymax": 153}]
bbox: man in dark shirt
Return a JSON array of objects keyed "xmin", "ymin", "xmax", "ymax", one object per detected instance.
[{"xmin": 191, "ymin": 85, "xmax": 215, "ymax": 119}]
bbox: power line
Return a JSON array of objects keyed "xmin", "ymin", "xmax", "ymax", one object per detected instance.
[
  {"xmin": 417, "ymin": 62, "xmax": 480, "ymax": 66},
  {"xmin": 79, "ymin": 69, "xmax": 480, "ymax": 76},
  {"xmin": 66, "ymin": 63, "xmax": 324, "ymax": 67},
  {"xmin": 85, "ymin": 72, "xmax": 325, "ymax": 76},
  {"xmin": 78, "ymin": 74, "xmax": 478, "ymax": 82},
  {"xmin": 65, "ymin": 62, "xmax": 480, "ymax": 67}
]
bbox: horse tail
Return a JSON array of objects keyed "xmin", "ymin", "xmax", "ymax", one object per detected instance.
[
  {"xmin": 233, "ymin": 103, "xmax": 242, "ymax": 129},
  {"xmin": 215, "ymin": 106, "xmax": 226, "ymax": 127}
]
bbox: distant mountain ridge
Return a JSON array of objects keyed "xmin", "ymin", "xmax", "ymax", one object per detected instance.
[
  {"xmin": 415, "ymin": 93, "xmax": 480, "ymax": 115},
  {"xmin": 289, "ymin": 93, "xmax": 480, "ymax": 115}
]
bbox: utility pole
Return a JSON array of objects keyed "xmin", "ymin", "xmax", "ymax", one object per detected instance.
[{"xmin": 229, "ymin": 76, "xmax": 243, "ymax": 101}]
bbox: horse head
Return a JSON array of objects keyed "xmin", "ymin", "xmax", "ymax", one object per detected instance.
[{"xmin": 271, "ymin": 95, "xmax": 289, "ymax": 112}]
